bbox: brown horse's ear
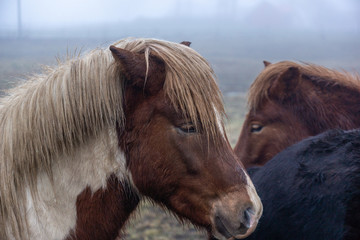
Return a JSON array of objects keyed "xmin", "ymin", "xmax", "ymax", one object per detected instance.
[
  {"xmin": 180, "ymin": 41, "xmax": 191, "ymax": 47},
  {"xmin": 110, "ymin": 45, "xmax": 165, "ymax": 94},
  {"xmin": 268, "ymin": 66, "xmax": 301, "ymax": 99},
  {"xmin": 110, "ymin": 45, "xmax": 147, "ymax": 83},
  {"xmin": 263, "ymin": 60, "xmax": 271, "ymax": 67}
]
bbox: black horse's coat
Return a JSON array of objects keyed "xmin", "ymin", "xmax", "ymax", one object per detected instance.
[{"xmin": 247, "ymin": 129, "xmax": 360, "ymax": 240}]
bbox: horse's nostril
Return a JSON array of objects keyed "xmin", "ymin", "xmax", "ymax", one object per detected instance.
[{"xmin": 242, "ymin": 207, "xmax": 255, "ymax": 229}]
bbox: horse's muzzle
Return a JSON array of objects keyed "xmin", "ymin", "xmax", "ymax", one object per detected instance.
[{"xmin": 210, "ymin": 190, "xmax": 262, "ymax": 240}]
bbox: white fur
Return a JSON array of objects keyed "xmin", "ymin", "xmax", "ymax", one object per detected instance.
[
  {"xmin": 213, "ymin": 105, "xmax": 226, "ymax": 139},
  {"xmin": 24, "ymin": 128, "xmax": 128, "ymax": 240},
  {"xmin": 245, "ymin": 173, "xmax": 263, "ymax": 228}
]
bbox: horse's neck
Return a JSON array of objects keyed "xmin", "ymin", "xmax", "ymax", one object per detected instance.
[
  {"xmin": 25, "ymin": 128, "xmax": 129, "ymax": 240},
  {"xmin": 321, "ymin": 92, "xmax": 360, "ymax": 131},
  {"xmin": 298, "ymin": 79, "xmax": 360, "ymax": 134}
]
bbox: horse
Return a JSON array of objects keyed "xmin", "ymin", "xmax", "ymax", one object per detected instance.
[
  {"xmin": 0, "ymin": 38, "xmax": 262, "ymax": 240},
  {"xmin": 234, "ymin": 60, "xmax": 360, "ymax": 168},
  {"xmin": 245, "ymin": 129, "xmax": 360, "ymax": 240}
]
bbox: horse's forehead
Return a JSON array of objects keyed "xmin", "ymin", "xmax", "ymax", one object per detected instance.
[{"xmin": 248, "ymin": 101, "xmax": 288, "ymax": 122}]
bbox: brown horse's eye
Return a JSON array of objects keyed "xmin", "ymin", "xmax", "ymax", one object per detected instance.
[
  {"xmin": 250, "ymin": 124, "xmax": 263, "ymax": 133},
  {"xmin": 178, "ymin": 123, "xmax": 197, "ymax": 133}
]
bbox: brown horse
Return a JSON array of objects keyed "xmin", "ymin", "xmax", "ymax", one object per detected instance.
[
  {"xmin": 0, "ymin": 38, "xmax": 262, "ymax": 240},
  {"xmin": 235, "ymin": 60, "xmax": 360, "ymax": 168}
]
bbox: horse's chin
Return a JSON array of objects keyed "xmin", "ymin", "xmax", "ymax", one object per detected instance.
[
  {"xmin": 209, "ymin": 234, "xmax": 251, "ymax": 240},
  {"xmin": 209, "ymin": 221, "xmax": 257, "ymax": 240},
  {"xmin": 209, "ymin": 233, "xmax": 248, "ymax": 240}
]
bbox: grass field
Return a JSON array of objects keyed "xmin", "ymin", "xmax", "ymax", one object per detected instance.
[{"xmin": 0, "ymin": 32, "xmax": 359, "ymax": 239}]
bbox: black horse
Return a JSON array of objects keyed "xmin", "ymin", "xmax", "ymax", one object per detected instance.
[{"xmin": 247, "ymin": 129, "xmax": 360, "ymax": 240}]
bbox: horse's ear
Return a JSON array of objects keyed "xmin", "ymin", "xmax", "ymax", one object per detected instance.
[
  {"xmin": 263, "ymin": 61, "xmax": 271, "ymax": 67},
  {"xmin": 110, "ymin": 45, "xmax": 165, "ymax": 94},
  {"xmin": 110, "ymin": 45, "xmax": 147, "ymax": 83},
  {"xmin": 268, "ymin": 67, "xmax": 301, "ymax": 99},
  {"xmin": 180, "ymin": 41, "xmax": 191, "ymax": 47}
]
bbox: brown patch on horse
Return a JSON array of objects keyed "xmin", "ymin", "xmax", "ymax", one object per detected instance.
[{"xmin": 66, "ymin": 175, "xmax": 140, "ymax": 240}]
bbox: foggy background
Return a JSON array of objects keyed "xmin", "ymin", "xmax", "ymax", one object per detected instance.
[
  {"xmin": 1, "ymin": 0, "xmax": 359, "ymax": 34},
  {"xmin": 1, "ymin": 0, "xmax": 359, "ymax": 93},
  {"xmin": 1, "ymin": 0, "xmax": 360, "ymax": 90},
  {"xmin": 1, "ymin": 0, "xmax": 360, "ymax": 239}
]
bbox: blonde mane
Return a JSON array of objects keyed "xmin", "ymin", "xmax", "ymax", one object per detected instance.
[
  {"xmin": 248, "ymin": 61, "xmax": 360, "ymax": 110},
  {"xmin": 113, "ymin": 38, "xmax": 224, "ymax": 138},
  {"xmin": 0, "ymin": 38, "xmax": 224, "ymax": 239}
]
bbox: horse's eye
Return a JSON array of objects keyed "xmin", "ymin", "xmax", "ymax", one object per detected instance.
[
  {"xmin": 178, "ymin": 123, "xmax": 197, "ymax": 133},
  {"xmin": 250, "ymin": 124, "xmax": 263, "ymax": 133}
]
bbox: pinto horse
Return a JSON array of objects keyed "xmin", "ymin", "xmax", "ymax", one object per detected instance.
[
  {"xmin": 246, "ymin": 129, "xmax": 360, "ymax": 240},
  {"xmin": 235, "ymin": 60, "xmax": 360, "ymax": 168},
  {"xmin": 0, "ymin": 38, "xmax": 262, "ymax": 240}
]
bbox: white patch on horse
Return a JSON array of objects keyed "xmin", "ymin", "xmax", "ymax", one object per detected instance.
[
  {"xmin": 244, "ymin": 172, "xmax": 263, "ymax": 229},
  {"xmin": 213, "ymin": 104, "xmax": 226, "ymax": 139},
  {"xmin": 24, "ymin": 128, "xmax": 128, "ymax": 240}
]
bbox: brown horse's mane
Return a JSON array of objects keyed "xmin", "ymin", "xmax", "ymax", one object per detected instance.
[
  {"xmin": 0, "ymin": 38, "xmax": 224, "ymax": 239},
  {"xmin": 248, "ymin": 61, "xmax": 360, "ymax": 110}
]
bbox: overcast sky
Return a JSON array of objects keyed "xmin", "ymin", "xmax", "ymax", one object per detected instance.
[{"xmin": 0, "ymin": 0, "xmax": 359, "ymax": 32}]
